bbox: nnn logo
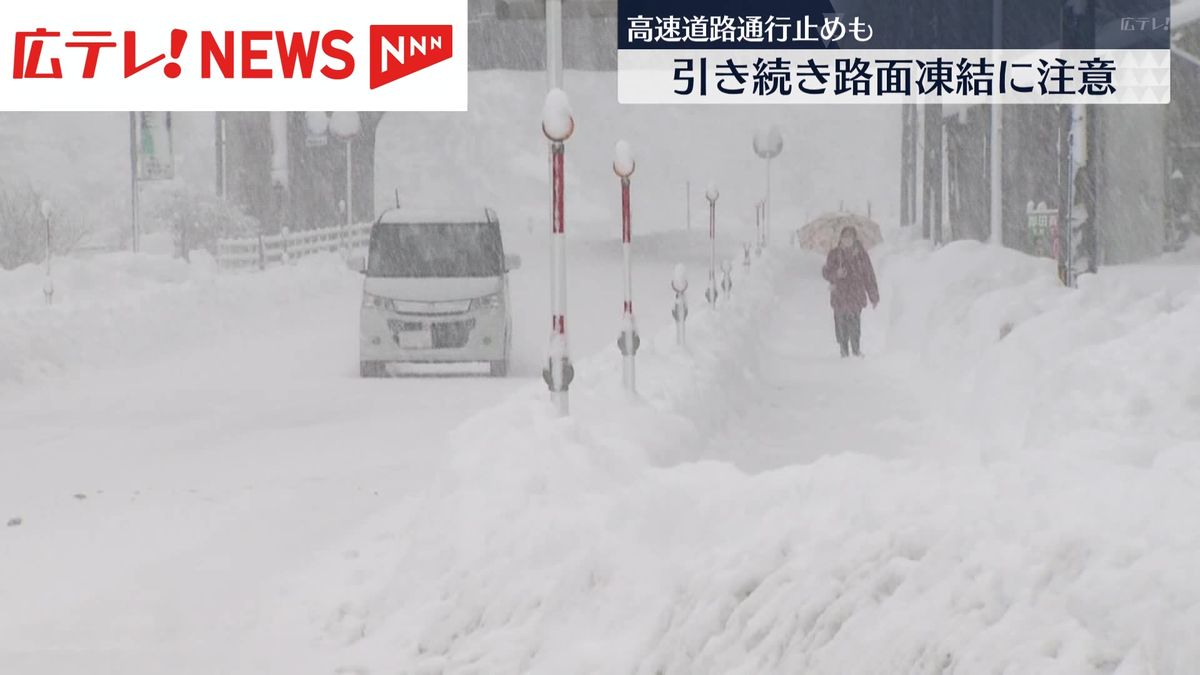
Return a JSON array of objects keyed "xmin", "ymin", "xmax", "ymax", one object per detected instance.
[{"xmin": 369, "ymin": 25, "xmax": 453, "ymax": 89}]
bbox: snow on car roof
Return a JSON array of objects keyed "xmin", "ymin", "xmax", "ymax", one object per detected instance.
[{"xmin": 376, "ymin": 207, "xmax": 498, "ymax": 225}]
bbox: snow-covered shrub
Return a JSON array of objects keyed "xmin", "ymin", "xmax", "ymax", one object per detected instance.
[
  {"xmin": 141, "ymin": 185, "xmax": 259, "ymax": 255},
  {"xmin": 0, "ymin": 182, "xmax": 92, "ymax": 270}
]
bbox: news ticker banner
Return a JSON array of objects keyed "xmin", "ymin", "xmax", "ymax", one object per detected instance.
[
  {"xmin": 0, "ymin": 0, "xmax": 467, "ymax": 111},
  {"xmin": 618, "ymin": 0, "xmax": 1172, "ymax": 104}
]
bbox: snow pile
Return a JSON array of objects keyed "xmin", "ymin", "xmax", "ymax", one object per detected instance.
[
  {"xmin": 0, "ymin": 252, "xmax": 360, "ymax": 385},
  {"xmin": 876, "ymin": 238, "xmax": 1200, "ymax": 464},
  {"xmin": 264, "ymin": 242, "xmax": 1200, "ymax": 675}
]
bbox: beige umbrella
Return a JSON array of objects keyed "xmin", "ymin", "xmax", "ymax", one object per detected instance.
[{"xmin": 795, "ymin": 212, "xmax": 884, "ymax": 253}]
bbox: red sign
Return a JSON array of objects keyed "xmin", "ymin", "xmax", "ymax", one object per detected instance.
[{"xmin": 369, "ymin": 25, "xmax": 453, "ymax": 90}]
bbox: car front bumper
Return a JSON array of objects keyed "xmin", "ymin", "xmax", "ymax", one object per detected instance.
[{"xmin": 360, "ymin": 305, "xmax": 508, "ymax": 363}]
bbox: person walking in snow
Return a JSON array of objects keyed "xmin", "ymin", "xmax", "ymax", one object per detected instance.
[{"xmin": 822, "ymin": 226, "xmax": 879, "ymax": 357}]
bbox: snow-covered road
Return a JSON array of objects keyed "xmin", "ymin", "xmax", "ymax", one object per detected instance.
[
  {"xmin": 0, "ymin": 228, "xmax": 736, "ymax": 673},
  {"xmin": 0, "ymin": 268, "xmax": 513, "ymax": 668}
]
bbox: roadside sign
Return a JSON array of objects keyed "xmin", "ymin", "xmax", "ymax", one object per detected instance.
[{"xmin": 137, "ymin": 112, "xmax": 174, "ymax": 181}]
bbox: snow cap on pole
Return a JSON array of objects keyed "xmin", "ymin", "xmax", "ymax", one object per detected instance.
[
  {"xmin": 705, "ymin": 182, "xmax": 719, "ymax": 202},
  {"xmin": 329, "ymin": 111, "xmax": 361, "ymax": 139},
  {"xmin": 40, "ymin": 200, "xmax": 52, "ymax": 219},
  {"xmin": 305, "ymin": 111, "xmax": 329, "ymax": 136},
  {"xmin": 613, "ymin": 140, "xmax": 635, "ymax": 178},
  {"xmin": 753, "ymin": 125, "xmax": 784, "ymax": 159},
  {"xmin": 542, "ymin": 88, "xmax": 575, "ymax": 142},
  {"xmin": 672, "ymin": 263, "xmax": 688, "ymax": 291}
]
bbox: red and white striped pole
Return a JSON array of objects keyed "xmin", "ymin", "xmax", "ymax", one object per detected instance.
[
  {"xmin": 614, "ymin": 140, "xmax": 639, "ymax": 393},
  {"xmin": 542, "ymin": 89, "xmax": 575, "ymax": 416},
  {"xmin": 705, "ymin": 183, "xmax": 720, "ymax": 307},
  {"xmin": 672, "ymin": 264, "xmax": 688, "ymax": 346}
]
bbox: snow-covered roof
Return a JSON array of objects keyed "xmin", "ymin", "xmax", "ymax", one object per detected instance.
[{"xmin": 376, "ymin": 206, "xmax": 499, "ymax": 225}]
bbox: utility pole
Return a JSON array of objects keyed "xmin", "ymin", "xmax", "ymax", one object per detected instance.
[
  {"xmin": 922, "ymin": 6, "xmax": 944, "ymax": 244},
  {"xmin": 217, "ymin": 113, "xmax": 228, "ymax": 200},
  {"xmin": 900, "ymin": 105, "xmax": 916, "ymax": 228},
  {"xmin": 922, "ymin": 104, "xmax": 942, "ymax": 242},
  {"xmin": 989, "ymin": 0, "xmax": 1004, "ymax": 246},
  {"xmin": 129, "ymin": 112, "xmax": 140, "ymax": 253},
  {"xmin": 1060, "ymin": 0, "xmax": 1098, "ymax": 283},
  {"xmin": 686, "ymin": 180, "xmax": 691, "ymax": 230}
]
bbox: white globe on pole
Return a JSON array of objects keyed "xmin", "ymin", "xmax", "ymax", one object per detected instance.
[
  {"xmin": 753, "ymin": 125, "xmax": 784, "ymax": 159},
  {"xmin": 304, "ymin": 111, "xmax": 329, "ymax": 136},
  {"xmin": 329, "ymin": 111, "xmax": 361, "ymax": 139},
  {"xmin": 673, "ymin": 264, "xmax": 688, "ymax": 291},
  {"xmin": 613, "ymin": 140, "xmax": 635, "ymax": 178},
  {"xmin": 542, "ymin": 88, "xmax": 575, "ymax": 142}
]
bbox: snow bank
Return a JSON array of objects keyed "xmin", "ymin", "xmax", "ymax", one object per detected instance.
[
  {"xmin": 875, "ymin": 238, "xmax": 1200, "ymax": 465},
  {"xmin": 269, "ymin": 243, "xmax": 1200, "ymax": 675},
  {"xmin": 0, "ymin": 252, "xmax": 359, "ymax": 385}
]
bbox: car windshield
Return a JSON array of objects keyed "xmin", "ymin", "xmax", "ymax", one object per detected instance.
[{"xmin": 367, "ymin": 222, "xmax": 504, "ymax": 278}]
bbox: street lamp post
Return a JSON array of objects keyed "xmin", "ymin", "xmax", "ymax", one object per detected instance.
[
  {"xmin": 329, "ymin": 111, "xmax": 361, "ymax": 227},
  {"xmin": 705, "ymin": 183, "xmax": 720, "ymax": 307},
  {"xmin": 755, "ymin": 200, "xmax": 765, "ymax": 255},
  {"xmin": 129, "ymin": 112, "xmax": 141, "ymax": 253},
  {"xmin": 218, "ymin": 113, "xmax": 228, "ymax": 200},
  {"xmin": 41, "ymin": 200, "xmax": 53, "ymax": 305},
  {"xmin": 542, "ymin": 89, "xmax": 575, "ymax": 416},
  {"xmin": 672, "ymin": 264, "xmax": 688, "ymax": 346},
  {"xmin": 753, "ymin": 126, "xmax": 783, "ymax": 247},
  {"xmin": 614, "ymin": 140, "xmax": 638, "ymax": 393},
  {"xmin": 337, "ymin": 200, "xmax": 347, "ymax": 252}
]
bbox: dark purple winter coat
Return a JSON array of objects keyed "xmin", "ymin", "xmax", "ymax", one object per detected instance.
[{"xmin": 822, "ymin": 243, "xmax": 879, "ymax": 314}]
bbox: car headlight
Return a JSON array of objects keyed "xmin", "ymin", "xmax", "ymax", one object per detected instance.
[
  {"xmin": 362, "ymin": 293, "xmax": 391, "ymax": 311},
  {"xmin": 471, "ymin": 292, "xmax": 504, "ymax": 311}
]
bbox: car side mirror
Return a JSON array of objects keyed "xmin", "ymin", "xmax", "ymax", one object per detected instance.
[{"xmin": 505, "ymin": 254, "xmax": 522, "ymax": 271}]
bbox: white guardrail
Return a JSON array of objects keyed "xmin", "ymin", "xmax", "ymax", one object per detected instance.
[{"xmin": 215, "ymin": 222, "xmax": 373, "ymax": 270}]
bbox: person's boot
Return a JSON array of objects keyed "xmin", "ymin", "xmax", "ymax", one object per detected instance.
[
  {"xmin": 840, "ymin": 343, "xmax": 850, "ymax": 358},
  {"xmin": 851, "ymin": 337, "xmax": 862, "ymax": 357}
]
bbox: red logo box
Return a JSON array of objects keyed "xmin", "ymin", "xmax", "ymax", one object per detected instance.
[{"xmin": 369, "ymin": 25, "xmax": 453, "ymax": 90}]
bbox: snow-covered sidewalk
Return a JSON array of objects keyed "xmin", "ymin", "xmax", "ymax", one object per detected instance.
[{"xmin": 698, "ymin": 253, "xmax": 975, "ymax": 473}]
